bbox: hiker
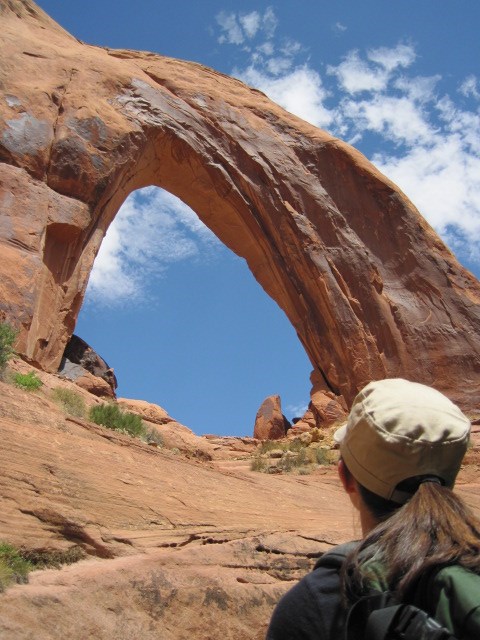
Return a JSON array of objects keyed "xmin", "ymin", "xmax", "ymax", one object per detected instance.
[{"xmin": 266, "ymin": 378, "xmax": 480, "ymax": 639}]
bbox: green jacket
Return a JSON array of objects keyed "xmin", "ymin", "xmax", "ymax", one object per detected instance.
[{"xmin": 361, "ymin": 551, "xmax": 480, "ymax": 639}]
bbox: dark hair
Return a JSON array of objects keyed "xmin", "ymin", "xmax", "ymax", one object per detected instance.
[{"xmin": 342, "ymin": 463, "xmax": 480, "ymax": 604}]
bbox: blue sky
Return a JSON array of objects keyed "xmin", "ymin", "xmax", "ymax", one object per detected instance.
[{"xmin": 35, "ymin": 1, "xmax": 480, "ymax": 436}]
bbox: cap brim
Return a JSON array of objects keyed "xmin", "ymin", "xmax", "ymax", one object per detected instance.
[{"xmin": 333, "ymin": 422, "xmax": 348, "ymax": 444}]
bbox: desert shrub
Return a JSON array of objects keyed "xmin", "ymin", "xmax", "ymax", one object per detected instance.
[
  {"xmin": 314, "ymin": 447, "xmax": 330, "ymax": 466},
  {"xmin": 277, "ymin": 450, "xmax": 308, "ymax": 472},
  {"xmin": 276, "ymin": 454, "xmax": 294, "ymax": 473},
  {"xmin": 250, "ymin": 455, "xmax": 269, "ymax": 472},
  {"xmin": 0, "ymin": 322, "xmax": 16, "ymax": 377},
  {"xmin": 0, "ymin": 542, "xmax": 32, "ymax": 592},
  {"xmin": 21, "ymin": 546, "xmax": 84, "ymax": 569},
  {"xmin": 298, "ymin": 466, "xmax": 312, "ymax": 475},
  {"xmin": 257, "ymin": 439, "xmax": 304, "ymax": 455},
  {"xmin": 257, "ymin": 440, "xmax": 286, "ymax": 454},
  {"xmin": 252, "ymin": 438, "xmax": 333, "ymax": 475},
  {"xmin": 13, "ymin": 370, "xmax": 43, "ymax": 391},
  {"xmin": 51, "ymin": 388, "xmax": 86, "ymax": 418},
  {"xmin": 89, "ymin": 403, "xmax": 146, "ymax": 438},
  {"xmin": 142, "ymin": 427, "xmax": 164, "ymax": 447},
  {"xmin": 296, "ymin": 447, "xmax": 309, "ymax": 466}
]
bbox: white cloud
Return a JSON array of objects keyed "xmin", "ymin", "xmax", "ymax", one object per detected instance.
[
  {"xmin": 237, "ymin": 64, "xmax": 333, "ymax": 128},
  {"xmin": 216, "ymin": 11, "xmax": 244, "ymax": 45},
  {"xmin": 216, "ymin": 8, "xmax": 277, "ymax": 46},
  {"xmin": 87, "ymin": 221, "xmax": 139, "ymax": 301},
  {"xmin": 257, "ymin": 41, "xmax": 274, "ymax": 57},
  {"xmin": 86, "ymin": 188, "xmax": 221, "ymax": 305},
  {"xmin": 262, "ymin": 7, "xmax": 278, "ymax": 39},
  {"xmin": 239, "ymin": 11, "xmax": 261, "ymax": 39},
  {"xmin": 327, "ymin": 44, "xmax": 416, "ymax": 94},
  {"xmin": 393, "ymin": 74, "xmax": 441, "ymax": 102},
  {"xmin": 459, "ymin": 75, "xmax": 480, "ymax": 100},
  {"xmin": 373, "ymin": 117, "xmax": 480, "ymax": 253},
  {"xmin": 338, "ymin": 95, "xmax": 436, "ymax": 145},
  {"xmin": 327, "ymin": 50, "xmax": 390, "ymax": 94},
  {"xmin": 375, "ymin": 139, "xmax": 480, "ymax": 232},
  {"xmin": 332, "ymin": 22, "xmax": 347, "ymax": 35},
  {"xmin": 285, "ymin": 401, "xmax": 309, "ymax": 419},
  {"xmin": 367, "ymin": 43, "xmax": 416, "ymax": 72},
  {"xmin": 280, "ymin": 38, "xmax": 302, "ymax": 57},
  {"xmin": 266, "ymin": 56, "xmax": 293, "ymax": 75}
]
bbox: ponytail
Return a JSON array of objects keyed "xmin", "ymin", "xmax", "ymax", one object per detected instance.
[{"xmin": 342, "ymin": 469, "xmax": 480, "ymax": 604}]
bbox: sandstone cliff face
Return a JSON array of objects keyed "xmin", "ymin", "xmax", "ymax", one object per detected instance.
[{"xmin": 1, "ymin": 0, "xmax": 480, "ymax": 415}]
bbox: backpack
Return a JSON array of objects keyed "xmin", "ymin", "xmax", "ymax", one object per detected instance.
[{"xmin": 315, "ymin": 543, "xmax": 480, "ymax": 640}]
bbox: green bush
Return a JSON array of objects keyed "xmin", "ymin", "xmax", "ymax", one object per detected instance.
[
  {"xmin": 0, "ymin": 322, "xmax": 16, "ymax": 377},
  {"xmin": 13, "ymin": 370, "xmax": 43, "ymax": 391},
  {"xmin": 0, "ymin": 542, "xmax": 32, "ymax": 592},
  {"xmin": 89, "ymin": 403, "xmax": 146, "ymax": 438},
  {"xmin": 51, "ymin": 388, "xmax": 86, "ymax": 418}
]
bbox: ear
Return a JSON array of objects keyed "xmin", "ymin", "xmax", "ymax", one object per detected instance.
[
  {"xmin": 338, "ymin": 459, "xmax": 362, "ymax": 510},
  {"xmin": 338, "ymin": 460, "xmax": 377, "ymax": 534},
  {"xmin": 338, "ymin": 459, "xmax": 356, "ymax": 494}
]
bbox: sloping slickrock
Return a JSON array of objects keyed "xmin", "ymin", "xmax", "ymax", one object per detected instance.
[
  {"xmin": 0, "ymin": 373, "xmax": 357, "ymax": 638},
  {"xmin": 0, "ymin": 533, "xmax": 331, "ymax": 640},
  {"xmin": 0, "ymin": 0, "xmax": 479, "ymax": 416},
  {"xmin": 0, "ymin": 379, "xmax": 355, "ymax": 557},
  {"xmin": 0, "ymin": 372, "xmax": 478, "ymax": 639}
]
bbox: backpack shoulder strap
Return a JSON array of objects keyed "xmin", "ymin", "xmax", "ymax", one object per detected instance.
[{"xmin": 346, "ymin": 591, "xmax": 457, "ymax": 640}]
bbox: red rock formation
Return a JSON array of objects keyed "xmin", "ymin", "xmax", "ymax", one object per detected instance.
[
  {"xmin": 0, "ymin": 365, "xmax": 479, "ymax": 638},
  {"xmin": 1, "ymin": 0, "xmax": 480, "ymax": 416},
  {"xmin": 253, "ymin": 394, "xmax": 291, "ymax": 440},
  {"xmin": 0, "ymin": 368, "xmax": 357, "ymax": 638}
]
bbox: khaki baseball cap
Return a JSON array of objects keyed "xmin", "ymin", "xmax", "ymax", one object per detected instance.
[{"xmin": 334, "ymin": 378, "xmax": 471, "ymax": 504}]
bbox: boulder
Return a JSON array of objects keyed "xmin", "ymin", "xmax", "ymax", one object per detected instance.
[
  {"xmin": 58, "ymin": 334, "xmax": 117, "ymax": 397},
  {"xmin": 60, "ymin": 334, "xmax": 117, "ymax": 388},
  {"xmin": 253, "ymin": 395, "xmax": 291, "ymax": 440},
  {"xmin": 74, "ymin": 370, "xmax": 115, "ymax": 398},
  {"xmin": 310, "ymin": 390, "xmax": 347, "ymax": 426},
  {"xmin": 117, "ymin": 398, "xmax": 174, "ymax": 425}
]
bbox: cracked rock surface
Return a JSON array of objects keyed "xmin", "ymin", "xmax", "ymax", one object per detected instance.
[
  {"xmin": 0, "ymin": 367, "xmax": 352, "ymax": 638},
  {"xmin": 0, "ymin": 366, "xmax": 479, "ymax": 639}
]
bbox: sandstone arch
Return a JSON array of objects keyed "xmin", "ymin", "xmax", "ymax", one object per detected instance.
[{"xmin": 1, "ymin": 0, "xmax": 479, "ymax": 414}]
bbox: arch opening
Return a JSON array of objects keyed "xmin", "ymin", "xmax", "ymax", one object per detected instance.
[{"xmin": 74, "ymin": 186, "xmax": 312, "ymax": 436}]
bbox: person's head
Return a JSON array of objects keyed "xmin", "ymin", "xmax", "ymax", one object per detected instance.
[
  {"xmin": 335, "ymin": 379, "xmax": 479, "ymax": 601},
  {"xmin": 334, "ymin": 378, "xmax": 471, "ymax": 530}
]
